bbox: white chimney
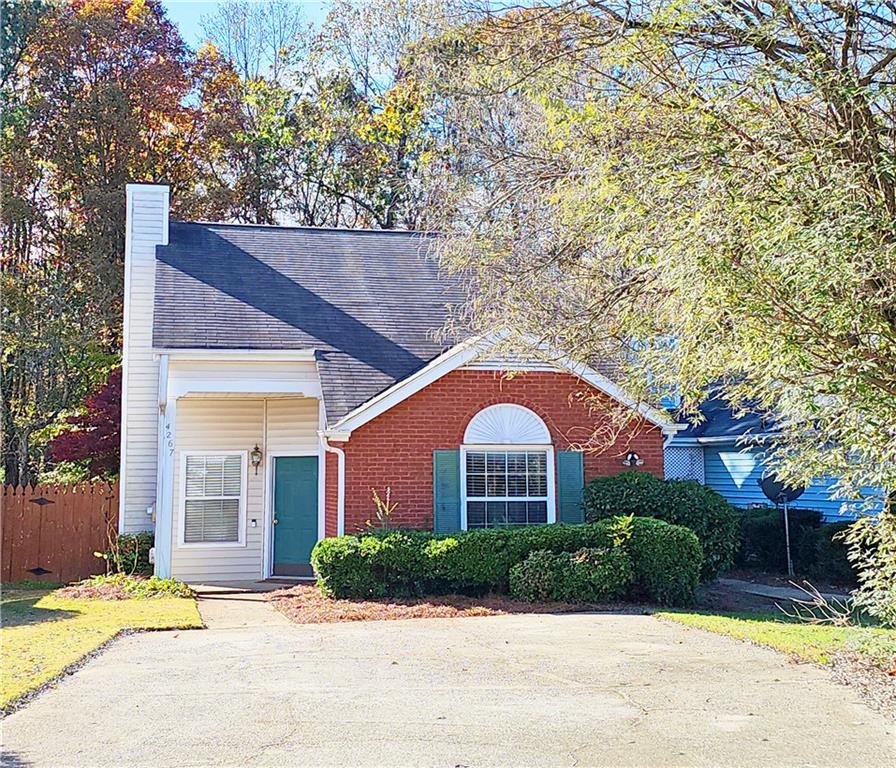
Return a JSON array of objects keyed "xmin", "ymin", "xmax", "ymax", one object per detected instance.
[{"xmin": 119, "ymin": 184, "xmax": 170, "ymax": 537}]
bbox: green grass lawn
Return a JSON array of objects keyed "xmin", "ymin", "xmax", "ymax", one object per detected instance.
[
  {"xmin": 658, "ymin": 610, "xmax": 896, "ymax": 667},
  {"xmin": 1, "ymin": 586, "xmax": 203, "ymax": 710}
]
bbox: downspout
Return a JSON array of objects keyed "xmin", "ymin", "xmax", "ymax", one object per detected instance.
[{"xmin": 319, "ymin": 434, "xmax": 345, "ymax": 537}]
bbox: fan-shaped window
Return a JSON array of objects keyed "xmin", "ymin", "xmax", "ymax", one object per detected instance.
[
  {"xmin": 461, "ymin": 404, "xmax": 554, "ymax": 529},
  {"xmin": 463, "ymin": 404, "xmax": 551, "ymax": 445}
]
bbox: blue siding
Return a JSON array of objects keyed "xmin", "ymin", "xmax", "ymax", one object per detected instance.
[{"xmin": 703, "ymin": 446, "xmax": 881, "ymax": 522}]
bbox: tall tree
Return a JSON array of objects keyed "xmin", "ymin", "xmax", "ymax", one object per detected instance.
[
  {"xmin": 1, "ymin": 0, "xmax": 199, "ymax": 484},
  {"xmin": 193, "ymin": 0, "xmax": 449, "ymax": 229},
  {"xmin": 425, "ymin": 2, "xmax": 896, "ymax": 501}
]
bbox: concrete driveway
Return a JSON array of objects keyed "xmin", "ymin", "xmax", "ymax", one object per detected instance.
[{"xmin": 2, "ymin": 604, "xmax": 893, "ymax": 767}]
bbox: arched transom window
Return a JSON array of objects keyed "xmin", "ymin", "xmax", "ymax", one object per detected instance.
[{"xmin": 461, "ymin": 404, "xmax": 556, "ymax": 530}]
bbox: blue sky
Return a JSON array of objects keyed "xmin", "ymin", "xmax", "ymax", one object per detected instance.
[{"xmin": 161, "ymin": 1, "xmax": 331, "ymax": 48}]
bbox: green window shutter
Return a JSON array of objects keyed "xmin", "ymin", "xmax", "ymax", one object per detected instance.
[
  {"xmin": 557, "ymin": 451, "xmax": 585, "ymax": 524},
  {"xmin": 433, "ymin": 449, "xmax": 461, "ymax": 533}
]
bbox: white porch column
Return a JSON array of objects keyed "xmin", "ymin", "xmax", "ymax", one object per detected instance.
[{"xmin": 154, "ymin": 394, "xmax": 176, "ymax": 579}]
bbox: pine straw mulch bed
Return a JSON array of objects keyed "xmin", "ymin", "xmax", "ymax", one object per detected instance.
[
  {"xmin": 267, "ymin": 584, "xmax": 638, "ymax": 624},
  {"xmin": 55, "ymin": 581, "xmax": 135, "ymax": 600}
]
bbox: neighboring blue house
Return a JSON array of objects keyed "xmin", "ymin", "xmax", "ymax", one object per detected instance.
[{"xmin": 664, "ymin": 398, "xmax": 882, "ymax": 522}]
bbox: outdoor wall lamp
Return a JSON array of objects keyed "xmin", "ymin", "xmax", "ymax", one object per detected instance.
[
  {"xmin": 622, "ymin": 451, "xmax": 643, "ymax": 467},
  {"xmin": 250, "ymin": 444, "xmax": 263, "ymax": 474}
]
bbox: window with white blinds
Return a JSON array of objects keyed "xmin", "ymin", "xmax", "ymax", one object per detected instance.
[
  {"xmin": 182, "ymin": 454, "xmax": 244, "ymax": 544},
  {"xmin": 464, "ymin": 450, "xmax": 549, "ymax": 528}
]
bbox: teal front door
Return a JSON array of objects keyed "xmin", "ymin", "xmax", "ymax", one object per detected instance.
[{"xmin": 273, "ymin": 456, "xmax": 319, "ymax": 577}]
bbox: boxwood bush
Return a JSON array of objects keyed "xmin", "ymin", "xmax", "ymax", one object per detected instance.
[
  {"xmin": 738, "ymin": 506, "xmax": 856, "ymax": 585},
  {"xmin": 737, "ymin": 506, "xmax": 820, "ymax": 570},
  {"xmin": 583, "ymin": 471, "xmax": 739, "ymax": 581},
  {"xmin": 509, "ymin": 547, "xmax": 633, "ymax": 603},
  {"xmin": 311, "ymin": 517, "xmax": 703, "ymax": 606}
]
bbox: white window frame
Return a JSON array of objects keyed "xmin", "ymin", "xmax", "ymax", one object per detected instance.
[
  {"xmin": 178, "ymin": 450, "xmax": 248, "ymax": 548},
  {"xmin": 460, "ymin": 444, "xmax": 556, "ymax": 530}
]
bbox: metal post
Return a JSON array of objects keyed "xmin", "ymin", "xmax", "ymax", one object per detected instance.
[{"xmin": 782, "ymin": 501, "xmax": 794, "ymax": 577}]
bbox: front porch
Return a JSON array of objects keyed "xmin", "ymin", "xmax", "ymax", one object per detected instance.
[{"xmin": 153, "ymin": 353, "xmax": 326, "ymax": 583}]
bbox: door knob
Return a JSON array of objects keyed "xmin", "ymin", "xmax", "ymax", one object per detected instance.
[{"xmin": 272, "ymin": 518, "xmax": 279, "ymax": 525}]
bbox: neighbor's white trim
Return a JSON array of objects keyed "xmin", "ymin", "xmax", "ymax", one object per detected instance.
[
  {"xmin": 320, "ymin": 433, "xmax": 345, "ymax": 536},
  {"xmin": 176, "ymin": 450, "xmax": 248, "ymax": 549},
  {"xmin": 667, "ymin": 433, "xmax": 774, "ymax": 446},
  {"xmin": 459, "ymin": 444, "xmax": 556, "ymax": 531},
  {"xmin": 155, "ymin": 348, "xmax": 317, "ymax": 362},
  {"xmin": 264, "ymin": 450, "xmax": 322, "ymax": 579},
  {"xmin": 325, "ymin": 332, "xmax": 679, "ymax": 438}
]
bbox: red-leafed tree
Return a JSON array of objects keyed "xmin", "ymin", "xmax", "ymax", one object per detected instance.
[{"xmin": 50, "ymin": 369, "xmax": 122, "ymax": 479}]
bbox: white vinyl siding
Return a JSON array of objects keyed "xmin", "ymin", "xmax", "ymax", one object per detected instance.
[
  {"xmin": 182, "ymin": 454, "xmax": 245, "ymax": 544},
  {"xmin": 119, "ymin": 186, "xmax": 168, "ymax": 533},
  {"xmin": 169, "ymin": 396, "xmax": 320, "ymax": 582}
]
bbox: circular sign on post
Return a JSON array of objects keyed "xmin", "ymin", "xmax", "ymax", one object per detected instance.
[
  {"xmin": 758, "ymin": 474, "xmax": 805, "ymax": 505},
  {"xmin": 757, "ymin": 471, "xmax": 805, "ymax": 578}
]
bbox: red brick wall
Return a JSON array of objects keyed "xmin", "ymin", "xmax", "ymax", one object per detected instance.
[{"xmin": 325, "ymin": 370, "xmax": 665, "ymax": 535}]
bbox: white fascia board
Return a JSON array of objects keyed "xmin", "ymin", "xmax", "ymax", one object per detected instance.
[
  {"xmin": 667, "ymin": 433, "xmax": 775, "ymax": 446},
  {"xmin": 325, "ymin": 330, "xmax": 677, "ymax": 437},
  {"xmin": 155, "ymin": 348, "xmax": 317, "ymax": 362}
]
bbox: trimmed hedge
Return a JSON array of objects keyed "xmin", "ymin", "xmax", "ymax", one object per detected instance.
[
  {"xmin": 311, "ymin": 517, "xmax": 703, "ymax": 606},
  {"xmin": 738, "ymin": 506, "xmax": 856, "ymax": 585},
  {"xmin": 737, "ymin": 506, "xmax": 820, "ymax": 570},
  {"xmin": 624, "ymin": 516, "xmax": 703, "ymax": 606},
  {"xmin": 583, "ymin": 471, "xmax": 739, "ymax": 581},
  {"xmin": 510, "ymin": 547, "xmax": 633, "ymax": 603}
]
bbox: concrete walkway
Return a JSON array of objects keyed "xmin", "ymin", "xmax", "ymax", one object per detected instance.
[
  {"xmin": 2, "ymin": 611, "xmax": 892, "ymax": 767},
  {"xmin": 718, "ymin": 577, "xmax": 852, "ymax": 603},
  {"xmin": 193, "ymin": 583, "xmax": 293, "ymax": 629}
]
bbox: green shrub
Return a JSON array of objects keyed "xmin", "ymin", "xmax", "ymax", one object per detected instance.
[
  {"xmin": 65, "ymin": 573, "xmax": 195, "ymax": 599},
  {"xmin": 583, "ymin": 471, "xmax": 739, "ymax": 580},
  {"xmin": 621, "ymin": 516, "xmax": 702, "ymax": 606},
  {"xmin": 738, "ymin": 507, "xmax": 856, "ymax": 585},
  {"xmin": 509, "ymin": 547, "xmax": 633, "ymax": 603},
  {"xmin": 426, "ymin": 523, "xmax": 613, "ymax": 594},
  {"xmin": 798, "ymin": 522, "xmax": 856, "ymax": 586},
  {"xmin": 739, "ymin": 506, "xmax": 821, "ymax": 571},
  {"xmin": 311, "ymin": 517, "xmax": 703, "ymax": 606},
  {"xmin": 844, "ymin": 512, "xmax": 896, "ymax": 628},
  {"xmin": 103, "ymin": 532, "xmax": 154, "ymax": 575}
]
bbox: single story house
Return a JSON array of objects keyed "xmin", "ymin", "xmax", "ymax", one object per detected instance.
[
  {"xmin": 663, "ymin": 398, "xmax": 883, "ymax": 521},
  {"xmin": 120, "ymin": 184, "xmax": 681, "ymax": 582}
]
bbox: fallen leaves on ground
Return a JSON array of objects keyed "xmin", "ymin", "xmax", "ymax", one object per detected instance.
[{"xmin": 268, "ymin": 584, "xmax": 628, "ymax": 624}]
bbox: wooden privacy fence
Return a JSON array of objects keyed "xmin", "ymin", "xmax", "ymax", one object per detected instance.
[{"xmin": 1, "ymin": 482, "xmax": 119, "ymax": 584}]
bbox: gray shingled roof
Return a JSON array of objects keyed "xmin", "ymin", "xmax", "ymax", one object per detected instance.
[
  {"xmin": 154, "ymin": 222, "xmax": 466, "ymax": 423},
  {"xmin": 676, "ymin": 396, "xmax": 773, "ymax": 439}
]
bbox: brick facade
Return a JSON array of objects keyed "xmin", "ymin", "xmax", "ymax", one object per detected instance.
[{"xmin": 324, "ymin": 369, "xmax": 665, "ymax": 536}]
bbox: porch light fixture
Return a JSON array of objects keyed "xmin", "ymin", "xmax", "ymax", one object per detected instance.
[
  {"xmin": 250, "ymin": 444, "xmax": 263, "ymax": 475},
  {"xmin": 622, "ymin": 451, "xmax": 643, "ymax": 467}
]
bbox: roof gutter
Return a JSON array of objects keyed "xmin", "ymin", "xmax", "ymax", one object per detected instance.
[{"xmin": 668, "ymin": 432, "xmax": 777, "ymax": 446}]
